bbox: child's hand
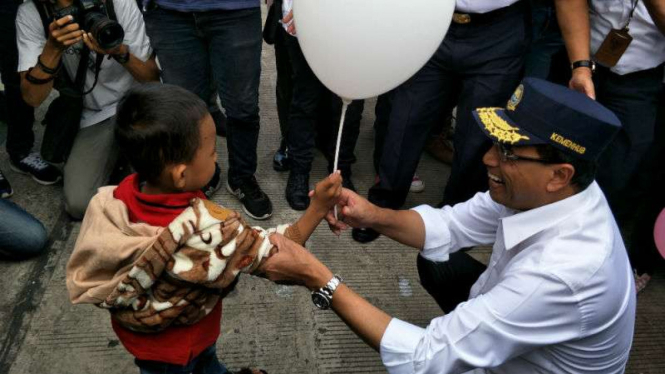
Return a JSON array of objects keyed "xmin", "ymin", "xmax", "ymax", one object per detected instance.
[{"xmin": 309, "ymin": 171, "xmax": 343, "ymax": 216}]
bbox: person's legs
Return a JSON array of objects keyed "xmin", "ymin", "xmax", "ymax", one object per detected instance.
[
  {"xmin": 276, "ymin": 29, "xmax": 327, "ymax": 209},
  {"xmin": 593, "ymin": 66, "xmax": 664, "ymax": 226},
  {"xmin": 442, "ymin": 8, "xmax": 528, "ymax": 206},
  {"xmin": 274, "ymin": 25, "xmax": 294, "ymax": 168},
  {"xmin": 203, "ymin": 8, "xmax": 262, "ymax": 186},
  {"xmin": 524, "ymin": 1, "xmax": 565, "ymax": 80},
  {"xmin": 63, "ymin": 118, "xmax": 119, "ymax": 220},
  {"xmin": 135, "ymin": 345, "xmax": 230, "ymax": 374},
  {"xmin": 281, "ymin": 31, "xmax": 325, "ymax": 177},
  {"xmin": 0, "ymin": 199, "xmax": 48, "ymax": 259},
  {"xmin": 202, "ymin": 8, "xmax": 271, "ymax": 219},
  {"xmin": 0, "ymin": 1, "xmax": 35, "ymax": 161},
  {"xmin": 367, "ymin": 41, "xmax": 459, "ymax": 211},
  {"xmin": 143, "ymin": 7, "xmax": 212, "ymax": 102},
  {"xmin": 417, "ymin": 252, "xmax": 487, "ymax": 313}
]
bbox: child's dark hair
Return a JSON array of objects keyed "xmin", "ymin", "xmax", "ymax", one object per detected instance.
[{"xmin": 115, "ymin": 83, "xmax": 209, "ymax": 184}]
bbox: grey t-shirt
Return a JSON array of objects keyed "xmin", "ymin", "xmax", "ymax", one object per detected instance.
[{"xmin": 16, "ymin": 0, "xmax": 153, "ymax": 128}]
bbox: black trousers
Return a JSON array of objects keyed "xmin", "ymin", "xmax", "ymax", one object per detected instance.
[
  {"xmin": 614, "ymin": 84, "xmax": 665, "ymax": 275},
  {"xmin": 0, "ymin": 1, "xmax": 35, "ymax": 161},
  {"xmin": 417, "ymin": 252, "xmax": 487, "ymax": 314},
  {"xmin": 274, "ymin": 26, "xmax": 363, "ymax": 175},
  {"xmin": 368, "ymin": 2, "xmax": 528, "ymax": 209},
  {"xmin": 594, "ymin": 65, "xmax": 664, "ymax": 225}
]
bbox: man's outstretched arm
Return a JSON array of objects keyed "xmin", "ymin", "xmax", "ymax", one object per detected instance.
[{"xmin": 325, "ymin": 188, "xmax": 426, "ymax": 249}]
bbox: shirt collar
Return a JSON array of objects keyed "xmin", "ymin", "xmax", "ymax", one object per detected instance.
[{"xmin": 500, "ymin": 182, "xmax": 601, "ymax": 251}]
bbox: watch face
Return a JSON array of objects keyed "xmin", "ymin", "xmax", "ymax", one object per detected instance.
[{"xmin": 312, "ymin": 292, "xmax": 330, "ymax": 309}]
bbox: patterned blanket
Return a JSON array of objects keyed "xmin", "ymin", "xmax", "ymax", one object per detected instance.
[{"xmin": 66, "ymin": 187, "xmax": 301, "ymax": 333}]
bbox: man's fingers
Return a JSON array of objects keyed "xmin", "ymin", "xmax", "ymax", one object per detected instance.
[
  {"xmin": 282, "ymin": 10, "xmax": 293, "ymax": 23},
  {"xmin": 57, "ymin": 30, "xmax": 84, "ymax": 43},
  {"xmin": 63, "ymin": 36, "xmax": 83, "ymax": 46},
  {"xmin": 54, "ymin": 15, "xmax": 74, "ymax": 28},
  {"xmin": 51, "ymin": 23, "xmax": 80, "ymax": 38},
  {"xmin": 82, "ymin": 33, "xmax": 94, "ymax": 50},
  {"xmin": 269, "ymin": 232, "xmax": 286, "ymax": 247}
]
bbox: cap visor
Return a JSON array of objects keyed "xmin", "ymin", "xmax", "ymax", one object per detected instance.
[{"xmin": 472, "ymin": 107, "xmax": 546, "ymax": 146}]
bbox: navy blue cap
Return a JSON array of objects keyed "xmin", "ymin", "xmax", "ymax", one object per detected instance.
[{"xmin": 472, "ymin": 78, "xmax": 621, "ymax": 161}]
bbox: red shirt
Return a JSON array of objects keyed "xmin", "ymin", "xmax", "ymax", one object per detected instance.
[{"xmin": 112, "ymin": 174, "xmax": 222, "ymax": 365}]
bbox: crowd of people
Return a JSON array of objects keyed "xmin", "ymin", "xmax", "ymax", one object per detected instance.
[{"xmin": 1, "ymin": 0, "xmax": 665, "ymax": 373}]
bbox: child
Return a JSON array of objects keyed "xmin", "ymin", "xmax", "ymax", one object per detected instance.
[{"xmin": 66, "ymin": 83, "xmax": 342, "ymax": 374}]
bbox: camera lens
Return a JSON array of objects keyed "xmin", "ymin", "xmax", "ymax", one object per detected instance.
[{"xmin": 85, "ymin": 12, "xmax": 125, "ymax": 50}]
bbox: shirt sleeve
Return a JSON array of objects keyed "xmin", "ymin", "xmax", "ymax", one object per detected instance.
[
  {"xmin": 117, "ymin": 0, "xmax": 153, "ymax": 61},
  {"xmin": 380, "ymin": 270, "xmax": 583, "ymax": 374},
  {"xmin": 411, "ymin": 192, "xmax": 503, "ymax": 262},
  {"xmin": 16, "ymin": 4, "xmax": 47, "ymax": 73}
]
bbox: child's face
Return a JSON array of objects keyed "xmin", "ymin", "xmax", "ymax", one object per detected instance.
[{"xmin": 183, "ymin": 114, "xmax": 218, "ymax": 191}]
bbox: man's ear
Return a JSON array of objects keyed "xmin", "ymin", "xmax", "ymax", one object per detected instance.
[
  {"xmin": 169, "ymin": 164, "xmax": 188, "ymax": 190},
  {"xmin": 547, "ymin": 164, "xmax": 575, "ymax": 193}
]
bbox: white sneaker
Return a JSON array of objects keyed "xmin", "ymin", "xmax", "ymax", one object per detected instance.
[{"xmin": 410, "ymin": 174, "xmax": 425, "ymax": 193}]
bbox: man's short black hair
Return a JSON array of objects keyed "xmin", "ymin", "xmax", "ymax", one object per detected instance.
[
  {"xmin": 115, "ymin": 83, "xmax": 209, "ymax": 184},
  {"xmin": 534, "ymin": 144, "xmax": 597, "ymax": 192}
]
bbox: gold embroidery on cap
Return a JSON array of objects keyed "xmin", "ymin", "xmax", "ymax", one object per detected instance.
[
  {"xmin": 550, "ymin": 133, "xmax": 586, "ymax": 154},
  {"xmin": 477, "ymin": 107, "xmax": 530, "ymax": 144},
  {"xmin": 507, "ymin": 84, "xmax": 524, "ymax": 111}
]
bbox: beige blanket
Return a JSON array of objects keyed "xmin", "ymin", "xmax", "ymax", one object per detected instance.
[{"xmin": 66, "ymin": 187, "xmax": 297, "ymax": 332}]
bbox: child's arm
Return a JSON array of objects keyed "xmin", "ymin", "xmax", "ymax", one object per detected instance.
[{"xmin": 284, "ymin": 172, "xmax": 343, "ymax": 245}]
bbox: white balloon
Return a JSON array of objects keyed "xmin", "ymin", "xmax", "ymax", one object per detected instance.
[{"xmin": 293, "ymin": 0, "xmax": 456, "ymax": 100}]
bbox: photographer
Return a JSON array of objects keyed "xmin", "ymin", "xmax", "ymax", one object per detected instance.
[{"xmin": 16, "ymin": 0, "xmax": 158, "ymax": 219}]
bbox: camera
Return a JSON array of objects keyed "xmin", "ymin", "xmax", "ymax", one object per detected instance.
[{"xmin": 54, "ymin": 0, "xmax": 125, "ymax": 50}]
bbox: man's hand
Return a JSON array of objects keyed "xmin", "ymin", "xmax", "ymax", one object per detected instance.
[
  {"xmin": 569, "ymin": 67, "xmax": 596, "ymax": 100},
  {"xmin": 45, "ymin": 16, "xmax": 84, "ymax": 52},
  {"xmin": 283, "ymin": 10, "xmax": 296, "ymax": 36},
  {"xmin": 82, "ymin": 32, "xmax": 127, "ymax": 56},
  {"xmin": 309, "ymin": 171, "xmax": 343, "ymax": 217},
  {"xmin": 258, "ymin": 234, "xmax": 333, "ymax": 290},
  {"xmin": 324, "ymin": 188, "xmax": 380, "ymax": 235}
]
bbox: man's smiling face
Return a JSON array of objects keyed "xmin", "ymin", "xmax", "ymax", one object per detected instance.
[{"xmin": 482, "ymin": 143, "xmax": 555, "ymax": 211}]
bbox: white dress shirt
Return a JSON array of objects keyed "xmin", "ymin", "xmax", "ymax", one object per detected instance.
[
  {"xmin": 380, "ymin": 182, "xmax": 635, "ymax": 374},
  {"xmin": 590, "ymin": 0, "xmax": 665, "ymax": 75},
  {"xmin": 455, "ymin": 0, "xmax": 519, "ymax": 14}
]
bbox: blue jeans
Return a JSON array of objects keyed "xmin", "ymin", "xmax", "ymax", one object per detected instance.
[
  {"xmin": 144, "ymin": 6, "xmax": 262, "ymax": 186},
  {"xmin": 0, "ymin": 199, "xmax": 48, "ymax": 259},
  {"xmin": 135, "ymin": 345, "xmax": 229, "ymax": 374}
]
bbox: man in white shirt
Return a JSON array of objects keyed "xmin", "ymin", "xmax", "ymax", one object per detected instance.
[
  {"xmin": 16, "ymin": 0, "xmax": 159, "ymax": 219},
  {"xmin": 556, "ymin": 0, "xmax": 665, "ymax": 290},
  {"xmin": 259, "ymin": 78, "xmax": 636, "ymax": 374}
]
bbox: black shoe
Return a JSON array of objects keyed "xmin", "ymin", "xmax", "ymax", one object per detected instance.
[
  {"xmin": 211, "ymin": 109, "xmax": 227, "ymax": 138},
  {"xmin": 286, "ymin": 172, "xmax": 310, "ymax": 211},
  {"xmin": 226, "ymin": 176, "xmax": 273, "ymax": 220},
  {"xmin": 273, "ymin": 147, "xmax": 290, "ymax": 172},
  {"xmin": 352, "ymin": 227, "xmax": 380, "ymax": 243},
  {"xmin": 202, "ymin": 163, "xmax": 223, "ymax": 199},
  {"xmin": 0, "ymin": 169, "xmax": 13, "ymax": 198},
  {"xmin": 10, "ymin": 153, "xmax": 62, "ymax": 185}
]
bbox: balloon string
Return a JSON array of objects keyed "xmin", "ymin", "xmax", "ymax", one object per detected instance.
[{"xmin": 334, "ymin": 99, "xmax": 351, "ymax": 220}]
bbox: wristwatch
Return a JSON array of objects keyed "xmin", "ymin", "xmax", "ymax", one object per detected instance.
[
  {"xmin": 571, "ymin": 60, "xmax": 596, "ymax": 74},
  {"xmin": 112, "ymin": 50, "xmax": 131, "ymax": 64},
  {"xmin": 311, "ymin": 275, "xmax": 343, "ymax": 310}
]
